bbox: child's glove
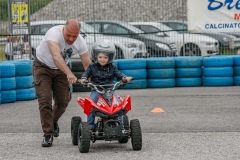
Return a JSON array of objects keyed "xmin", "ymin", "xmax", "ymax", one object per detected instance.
[{"xmin": 122, "ymin": 76, "xmax": 133, "ymax": 83}]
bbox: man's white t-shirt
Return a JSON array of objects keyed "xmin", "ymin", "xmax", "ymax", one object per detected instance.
[{"xmin": 36, "ymin": 25, "xmax": 88, "ymax": 69}]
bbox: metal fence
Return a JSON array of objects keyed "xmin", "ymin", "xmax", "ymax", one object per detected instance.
[{"xmin": 0, "ymin": 0, "xmax": 238, "ymax": 61}]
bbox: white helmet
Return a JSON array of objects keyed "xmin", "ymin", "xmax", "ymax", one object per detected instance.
[{"xmin": 91, "ymin": 40, "xmax": 116, "ymax": 64}]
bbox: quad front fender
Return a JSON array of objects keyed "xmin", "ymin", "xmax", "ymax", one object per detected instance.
[
  {"xmin": 123, "ymin": 95, "xmax": 131, "ymax": 112},
  {"xmin": 77, "ymin": 96, "xmax": 97, "ymax": 116}
]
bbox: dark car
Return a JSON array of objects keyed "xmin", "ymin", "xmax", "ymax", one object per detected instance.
[
  {"xmin": 159, "ymin": 20, "xmax": 238, "ymax": 51},
  {"xmin": 85, "ymin": 20, "xmax": 178, "ymax": 57}
]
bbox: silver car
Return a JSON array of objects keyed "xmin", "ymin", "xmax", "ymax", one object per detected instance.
[
  {"xmin": 130, "ymin": 22, "xmax": 219, "ymax": 56},
  {"xmin": 29, "ymin": 20, "xmax": 147, "ymax": 60}
]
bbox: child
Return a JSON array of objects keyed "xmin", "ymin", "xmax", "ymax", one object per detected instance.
[{"xmin": 79, "ymin": 40, "xmax": 132, "ymax": 131}]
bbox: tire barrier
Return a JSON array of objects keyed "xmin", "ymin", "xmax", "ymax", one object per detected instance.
[
  {"xmin": 71, "ymin": 60, "xmax": 86, "ymax": 72},
  {"xmin": 0, "ymin": 60, "xmax": 37, "ymax": 104},
  {"xmin": 233, "ymin": 55, "xmax": 240, "ymax": 85},
  {"xmin": 203, "ymin": 67, "xmax": 233, "ymax": 77},
  {"xmin": 113, "ymin": 60, "xmax": 118, "ymax": 68},
  {"xmin": 146, "ymin": 57, "xmax": 175, "ymax": 69},
  {"xmin": 15, "ymin": 75, "xmax": 35, "ymax": 89},
  {"xmin": 12, "ymin": 61, "xmax": 33, "ymax": 76},
  {"xmin": 175, "ymin": 68, "xmax": 202, "ymax": 78},
  {"xmin": 1, "ymin": 90, "xmax": 16, "ymax": 104},
  {"xmin": 147, "ymin": 68, "xmax": 175, "ymax": 79},
  {"xmin": 147, "ymin": 79, "xmax": 175, "ymax": 88},
  {"xmin": 72, "ymin": 71, "xmax": 91, "ymax": 92},
  {"xmin": 232, "ymin": 55, "xmax": 240, "ymax": 66},
  {"xmin": 234, "ymin": 66, "xmax": 240, "ymax": 76},
  {"xmin": 0, "ymin": 63, "xmax": 15, "ymax": 77},
  {"xmin": 72, "ymin": 84, "xmax": 92, "ymax": 92},
  {"xmin": 71, "ymin": 60, "xmax": 91, "ymax": 92},
  {"xmin": 174, "ymin": 57, "xmax": 203, "ymax": 87},
  {"xmin": 234, "ymin": 76, "xmax": 240, "ymax": 85},
  {"xmin": 71, "ymin": 71, "xmax": 91, "ymax": 92},
  {"xmin": 1, "ymin": 77, "xmax": 16, "ymax": 91},
  {"xmin": 146, "ymin": 57, "xmax": 175, "ymax": 88},
  {"xmin": 73, "ymin": 71, "xmax": 84, "ymax": 79},
  {"xmin": 175, "ymin": 78, "xmax": 202, "ymax": 87},
  {"xmin": 175, "ymin": 56, "xmax": 203, "ymax": 68},
  {"xmin": 203, "ymin": 56, "xmax": 233, "ymax": 86},
  {"xmin": 0, "ymin": 79, "xmax": 1, "ymax": 103},
  {"xmin": 117, "ymin": 59, "xmax": 147, "ymax": 89},
  {"xmin": 16, "ymin": 88, "xmax": 37, "ymax": 101},
  {"xmin": 119, "ymin": 69, "xmax": 147, "ymax": 89},
  {"xmin": 120, "ymin": 69, "xmax": 147, "ymax": 79},
  {"xmin": 203, "ymin": 56, "xmax": 233, "ymax": 67},
  {"xmin": 2, "ymin": 56, "xmax": 240, "ymax": 103},
  {"xmin": 119, "ymin": 79, "xmax": 147, "ymax": 89},
  {"xmin": 117, "ymin": 58, "xmax": 146, "ymax": 70},
  {"xmin": 203, "ymin": 77, "xmax": 233, "ymax": 86}
]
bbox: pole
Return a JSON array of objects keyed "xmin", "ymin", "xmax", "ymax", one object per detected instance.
[
  {"xmin": 93, "ymin": 0, "xmax": 96, "ymax": 42},
  {"xmin": 182, "ymin": 0, "xmax": 185, "ymax": 56},
  {"xmin": 8, "ymin": 0, "xmax": 13, "ymax": 60}
]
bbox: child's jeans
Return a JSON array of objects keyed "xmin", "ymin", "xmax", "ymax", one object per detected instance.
[{"xmin": 88, "ymin": 91, "xmax": 124, "ymax": 130}]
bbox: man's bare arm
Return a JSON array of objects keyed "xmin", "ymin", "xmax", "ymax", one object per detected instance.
[
  {"xmin": 80, "ymin": 51, "xmax": 91, "ymax": 70},
  {"xmin": 47, "ymin": 40, "xmax": 77, "ymax": 83}
]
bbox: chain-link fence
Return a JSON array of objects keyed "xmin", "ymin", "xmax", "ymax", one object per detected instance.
[{"xmin": 0, "ymin": 0, "xmax": 238, "ymax": 61}]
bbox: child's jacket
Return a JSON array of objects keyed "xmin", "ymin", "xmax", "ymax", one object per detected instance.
[{"xmin": 81, "ymin": 63, "xmax": 126, "ymax": 85}]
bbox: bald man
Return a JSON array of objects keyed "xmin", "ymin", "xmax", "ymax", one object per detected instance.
[{"xmin": 33, "ymin": 19, "xmax": 91, "ymax": 147}]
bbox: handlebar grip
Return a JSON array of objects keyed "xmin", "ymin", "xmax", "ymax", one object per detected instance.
[{"xmin": 122, "ymin": 79, "xmax": 127, "ymax": 83}]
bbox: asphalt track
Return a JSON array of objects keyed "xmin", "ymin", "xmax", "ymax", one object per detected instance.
[{"xmin": 1, "ymin": 86, "xmax": 240, "ymax": 160}]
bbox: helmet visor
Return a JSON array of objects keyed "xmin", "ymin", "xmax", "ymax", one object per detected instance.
[{"xmin": 92, "ymin": 49, "xmax": 116, "ymax": 63}]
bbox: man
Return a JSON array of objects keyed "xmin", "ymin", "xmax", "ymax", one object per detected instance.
[{"xmin": 33, "ymin": 19, "xmax": 91, "ymax": 147}]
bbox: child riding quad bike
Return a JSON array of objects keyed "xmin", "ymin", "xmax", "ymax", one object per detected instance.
[
  {"xmin": 71, "ymin": 40, "xmax": 142, "ymax": 153},
  {"xmin": 71, "ymin": 79, "xmax": 142, "ymax": 153}
]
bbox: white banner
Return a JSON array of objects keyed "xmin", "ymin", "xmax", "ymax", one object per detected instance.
[{"xmin": 188, "ymin": 0, "xmax": 240, "ymax": 33}]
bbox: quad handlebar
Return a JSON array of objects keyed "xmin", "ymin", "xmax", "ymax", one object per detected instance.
[{"xmin": 79, "ymin": 77, "xmax": 133, "ymax": 94}]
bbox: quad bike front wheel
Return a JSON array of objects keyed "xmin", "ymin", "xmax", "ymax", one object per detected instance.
[
  {"xmin": 71, "ymin": 116, "xmax": 82, "ymax": 145},
  {"xmin": 78, "ymin": 122, "xmax": 90, "ymax": 153},
  {"xmin": 130, "ymin": 119, "xmax": 142, "ymax": 150},
  {"xmin": 118, "ymin": 115, "xmax": 129, "ymax": 143}
]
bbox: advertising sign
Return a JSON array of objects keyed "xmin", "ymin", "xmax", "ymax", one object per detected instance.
[
  {"xmin": 11, "ymin": 0, "xmax": 29, "ymax": 35},
  {"xmin": 188, "ymin": 0, "xmax": 240, "ymax": 33}
]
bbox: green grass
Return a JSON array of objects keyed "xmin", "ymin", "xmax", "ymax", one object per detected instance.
[
  {"xmin": 0, "ymin": 44, "xmax": 6, "ymax": 61},
  {"xmin": 0, "ymin": 0, "xmax": 53, "ymax": 21},
  {"xmin": 219, "ymin": 48, "xmax": 238, "ymax": 55}
]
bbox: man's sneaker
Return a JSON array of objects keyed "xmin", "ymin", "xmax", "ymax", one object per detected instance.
[
  {"xmin": 42, "ymin": 135, "xmax": 53, "ymax": 147},
  {"xmin": 53, "ymin": 122, "xmax": 59, "ymax": 137}
]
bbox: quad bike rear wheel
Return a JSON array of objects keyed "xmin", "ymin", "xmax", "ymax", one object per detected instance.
[
  {"xmin": 130, "ymin": 119, "xmax": 142, "ymax": 150},
  {"xmin": 118, "ymin": 115, "xmax": 129, "ymax": 143},
  {"xmin": 78, "ymin": 122, "xmax": 90, "ymax": 153},
  {"xmin": 71, "ymin": 116, "xmax": 82, "ymax": 145}
]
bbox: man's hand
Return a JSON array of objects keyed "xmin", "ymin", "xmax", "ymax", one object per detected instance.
[
  {"xmin": 78, "ymin": 78, "xmax": 86, "ymax": 84},
  {"xmin": 67, "ymin": 73, "xmax": 77, "ymax": 84}
]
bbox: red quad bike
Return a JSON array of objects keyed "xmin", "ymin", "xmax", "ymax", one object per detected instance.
[{"xmin": 71, "ymin": 79, "xmax": 142, "ymax": 153}]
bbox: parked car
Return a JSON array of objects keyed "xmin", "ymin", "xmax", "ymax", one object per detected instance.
[
  {"xmin": 80, "ymin": 22, "xmax": 148, "ymax": 59},
  {"xmin": 23, "ymin": 20, "xmax": 147, "ymax": 60},
  {"xmin": 226, "ymin": 32, "xmax": 240, "ymax": 38},
  {"xmin": 130, "ymin": 22, "xmax": 219, "ymax": 56},
  {"xmin": 159, "ymin": 20, "xmax": 240, "ymax": 51},
  {"xmin": 85, "ymin": 20, "xmax": 178, "ymax": 57}
]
